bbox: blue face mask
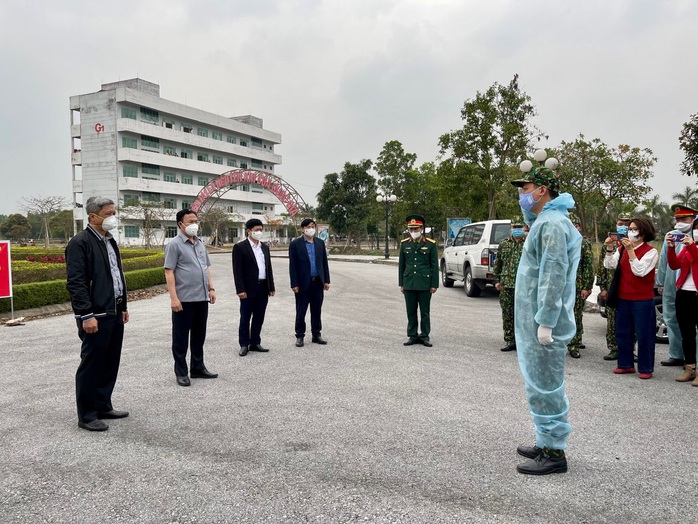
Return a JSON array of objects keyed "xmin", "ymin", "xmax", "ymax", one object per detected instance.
[
  {"xmin": 519, "ymin": 190, "xmax": 541, "ymax": 212},
  {"xmin": 616, "ymin": 225, "xmax": 629, "ymax": 235},
  {"xmin": 511, "ymin": 228, "xmax": 525, "ymax": 238}
]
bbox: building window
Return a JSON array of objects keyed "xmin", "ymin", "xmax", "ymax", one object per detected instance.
[
  {"xmin": 227, "ymin": 158, "xmax": 237, "ymax": 167},
  {"xmin": 227, "ymin": 205, "xmax": 238, "ymax": 213},
  {"xmin": 212, "ymin": 156, "xmax": 223, "ymax": 165},
  {"xmin": 197, "ymin": 153, "xmax": 209, "ymax": 162},
  {"xmin": 227, "ymin": 135, "xmax": 236, "ymax": 144},
  {"xmin": 181, "ymin": 200, "xmax": 193, "ymax": 209},
  {"xmin": 197, "ymin": 128, "xmax": 208, "ymax": 137},
  {"xmin": 142, "ymin": 163, "xmax": 160, "ymax": 175},
  {"xmin": 122, "ymin": 137, "xmax": 137, "ymax": 149},
  {"xmin": 240, "ymin": 140, "xmax": 248, "ymax": 147},
  {"xmin": 166, "ymin": 226, "xmax": 178, "ymax": 238},
  {"xmin": 141, "ymin": 135, "xmax": 159, "ymax": 149},
  {"xmin": 123, "ymin": 194, "xmax": 139, "ymax": 207},
  {"xmin": 182, "ymin": 175, "xmax": 193, "ymax": 185},
  {"xmin": 241, "ymin": 184, "xmax": 250, "ymax": 192},
  {"xmin": 142, "ymin": 192, "xmax": 160, "ymax": 202},
  {"xmin": 251, "ymin": 137, "xmax": 263, "ymax": 147},
  {"xmin": 123, "ymin": 165, "xmax": 138, "ymax": 178},
  {"xmin": 163, "ymin": 198, "xmax": 177, "ymax": 209},
  {"xmin": 121, "ymin": 107, "xmax": 137, "ymax": 119},
  {"xmin": 198, "ymin": 177, "xmax": 209, "ymax": 186},
  {"xmin": 162, "ymin": 119, "xmax": 175, "ymax": 129},
  {"xmin": 212, "ymin": 131, "xmax": 222, "ymax": 141},
  {"xmin": 164, "ymin": 172, "xmax": 177, "ymax": 183},
  {"xmin": 251, "ymin": 160, "xmax": 263, "ymax": 168},
  {"xmin": 163, "ymin": 144, "xmax": 177, "ymax": 156},
  {"xmin": 140, "ymin": 107, "xmax": 159, "ymax": 124},
  {"xmin": 125, "ymin": 225, "xmax": 140, "ymax": 238},
  {"xmin": 240, "ymin": 162, "xmax": 248, "ymax": 169},
  {"xmin": 180, "ymin": 149, "xmax": 192, "ymax": 159},
  {"xmin": 181, "ymin": 124, "xmax": 193, "ymax": 134}
]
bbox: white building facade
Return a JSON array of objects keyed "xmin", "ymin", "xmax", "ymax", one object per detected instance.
[{"xmin": 70, "ymin": 78, "xmax": 287, "ymax": 245}]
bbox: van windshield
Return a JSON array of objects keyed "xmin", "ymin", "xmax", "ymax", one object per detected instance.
[{"xmin": 491, "ymin": 223, "xmax": 511, "ymax": 244}]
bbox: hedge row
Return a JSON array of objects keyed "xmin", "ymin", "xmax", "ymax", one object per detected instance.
[
  {"xmin": 9, "ymin": 247, "xmax": 161, "ymax": 261},
  {"xmin": 0, "ymin": 267, "xmax": 165, "ymax": 313},
  {"xmin": 9, "ymin": 253, "xmax": 165, "ymax": 285}
]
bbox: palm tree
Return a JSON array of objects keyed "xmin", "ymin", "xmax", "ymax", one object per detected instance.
[{"xmin": 671, "ymin": 185, "xmax": 698, "ymax": 207}]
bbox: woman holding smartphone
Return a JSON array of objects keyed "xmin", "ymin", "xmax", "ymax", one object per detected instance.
[
  {"xmin": 603, "ymin": 217, "xmax": 659, "ymax": 379},
  {"xmin": 667, "ymin": 218, "xmax": 698, "ymax": 385}
]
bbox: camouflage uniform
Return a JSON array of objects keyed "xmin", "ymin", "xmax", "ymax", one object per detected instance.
[
  {"xmin": 568, "ymin": 237, "xmax": 594, "ymax": 352},
  {"xmin": 596, "ymin": 244, "xmax": 618, "ymax": 354},
  {"xmin": 493, "ymin": 233, "xmax": 525, "ymax": 347}
]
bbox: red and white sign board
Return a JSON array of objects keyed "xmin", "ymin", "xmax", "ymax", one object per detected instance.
[{"xmin": 0, "ymin": 241, "xmax": 12, "ymax": 298}]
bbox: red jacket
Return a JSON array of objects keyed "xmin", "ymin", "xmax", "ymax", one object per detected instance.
[{"xmin": 668, "ymin": 242, "xmax": 698, "ymax": 289}]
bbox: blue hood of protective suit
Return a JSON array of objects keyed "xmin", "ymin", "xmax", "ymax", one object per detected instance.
[{"xmin": 522, "ymin": 192, "xmax": 576, "ymax": 226}]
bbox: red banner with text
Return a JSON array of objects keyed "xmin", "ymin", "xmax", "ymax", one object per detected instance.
[{"xmin": 0, "ymin": 241, "xmax": 12, "ymax": 298}]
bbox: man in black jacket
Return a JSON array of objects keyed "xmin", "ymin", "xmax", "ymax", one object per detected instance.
[
  {"xmin": 289, "ymin": 218, "xmax": 330, "ymax": 347},
  {"xmin": 65, "ymin": 196, "xmax": 129, "ymax": 432},
  {"xmin": 232, "ymin": 218, "xmax": 275, "ymax": 356}
]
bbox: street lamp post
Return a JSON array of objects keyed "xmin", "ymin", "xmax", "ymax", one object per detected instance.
[{"xmin": 376, "ymin": 193, "xmax": 397, "ymax": 259}]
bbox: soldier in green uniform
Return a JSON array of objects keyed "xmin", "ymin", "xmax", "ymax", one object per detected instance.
[
  {"xmin": 567, "ymin": 213, "xmax": 595, "ymax": 358},
  {"xmin": 596, "ymin": 212, "xmax": 632, "ymax": 360},
  {"xmin": 493, "ymin": 215, "xmax": 527, "ymax": 352},
  {"xmin": 399, "ymin": 214, "xmax": 439, "ymax": 347}
]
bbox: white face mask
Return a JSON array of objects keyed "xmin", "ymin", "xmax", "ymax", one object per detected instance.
[
  {"xmin": 250, "ymin": 231, "xmax": 263, "ymax": 241},
  {"xmin": 410, "ymin": 231, "xmax": 422, "ymax": 240},
  {"xmin": 184, "ymin": 223, "xmax": 198, "ymax": 237},
  {"xmin": 693, "ymin": 230, "xmax": 698, "ymax": 239},
  {"xmin": 304, "ymin": 228, "xmax": 316, "ymax": 237},
  {"xmin": 628, "ymin": 231, "xmax": 640, "ymax": 241},
  {"xmin": 675, "ymin": 222, "xmax": 692, "ymax": 232},
  {"xmin": 101, "ymin": 215, "xmax": 117, "ymax": 231}
]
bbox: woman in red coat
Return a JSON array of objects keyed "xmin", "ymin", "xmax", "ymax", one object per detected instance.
[{"xmin": 667, "ymin": 218, "xmax": 698, "ymax": 386}]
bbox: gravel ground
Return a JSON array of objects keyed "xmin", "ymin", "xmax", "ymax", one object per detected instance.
[{"xmin": 0, "ymin": 254, "xmax": 695, "ymax": 523}]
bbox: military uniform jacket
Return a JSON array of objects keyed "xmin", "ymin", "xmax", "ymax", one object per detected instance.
[
  {"xmin": 493, "ymin": 237, "xmax": 524, "ymax": 289},
  {"xmin": 399, "ymin": 236, "xmax": 439, "ymax": 290},
  {"xmin": 596, "ymin": 241, "xmax": 616, "ymax": 291},
  {"xmin": 576, "ymin": 237, "xmax": 595, "ymax": 291}
]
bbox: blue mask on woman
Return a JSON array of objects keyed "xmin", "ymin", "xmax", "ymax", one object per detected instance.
[
  {"xmin": 511, "ymin": 228, "xmax": 525, "ymax": 238},
  {"xmin": 616, "ymin": 225, "xmax": 628, "ymax": 235}
]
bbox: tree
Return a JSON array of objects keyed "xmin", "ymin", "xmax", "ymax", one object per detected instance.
[
  {"xmin": 374, "ymin": 140, "xmax": 417, "ymax": 196},
  {"xmin": 119, "ymin": 200, "xmax": 168, "ymax": 249},
  {"xmin": 439, "ymin": 74, "xmax": 545, "ymax": 219},
  {"xmin": 679, "ymin": 112, "xmax": 698, "ymax": 178},
  {"xmin": 0, "ymin": 213, "xmax": 31, "ymax": 242},
  {"xmin": 316, "ymin": 159, "xmax": 376, "ymax": 248},
  {"xmin": 49, "ymin": 209, "xmax": 74, "ymax": 243},
  {"xmin": 21, "ymin": 196, "xmax": 67, "ymax": 248},
  {"xmin": 198, "ymin": 206, "xmax": 240, "ymax": 245},
  {"xmin": 671, "ymin": 185, "xmax": 698, "ymax": 208},
  {"xmin": 639, "ymin": 195, "xmax": 672, "ymax": 235}
]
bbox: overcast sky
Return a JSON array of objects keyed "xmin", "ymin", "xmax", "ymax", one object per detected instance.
[{"xmin": 1, "ymin": 0, "xmax": 696, "ymax": 216}]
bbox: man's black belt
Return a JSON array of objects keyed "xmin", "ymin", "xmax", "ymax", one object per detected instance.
[
  {"xmin": 311, "ymin": 277, "xmax": 321, "ymax": 282},
  {"xmin": 258, "ymin": 279, "xmax": 267, "ymax": 283}
]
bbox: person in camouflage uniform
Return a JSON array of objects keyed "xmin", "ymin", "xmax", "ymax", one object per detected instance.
[
  {"xmin": 595, "ymin": 212, "xmax": 632, "ymax": 360},
  {"xmin": 493, "ymin": 216, "xmax": 526, "ymax": 352},
  {"xmin": 567, "ymin": 213, "xmax": 595, "ymax": 358}
]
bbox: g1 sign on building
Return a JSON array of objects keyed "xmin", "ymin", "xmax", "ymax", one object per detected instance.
[{"xmin": 0, "ymin": 241, "xmax": 12, "ymax": 298}]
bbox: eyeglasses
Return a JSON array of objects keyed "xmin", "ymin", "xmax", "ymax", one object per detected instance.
[{"xmin": 628, "ymin": 228, "xmax": 639, "ymax": 232}]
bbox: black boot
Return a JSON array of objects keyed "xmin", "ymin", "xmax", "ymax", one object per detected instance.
[{"xmin": 516, "ymin": 448, "xmax": 567, "ymax": 475}]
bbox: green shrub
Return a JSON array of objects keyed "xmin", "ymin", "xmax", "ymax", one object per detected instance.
[{"xmin": 124, "ymin": 267, "xmax": 166, "ymax": 289}]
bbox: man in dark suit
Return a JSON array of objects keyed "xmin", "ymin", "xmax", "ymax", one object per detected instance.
[
  {"xmin": 232, "ymin": 218, "xmax": 276, "ymax": 356},
  {"xmin": 289, "ymin": 218, "xmax": 331, "ymax": 347}
]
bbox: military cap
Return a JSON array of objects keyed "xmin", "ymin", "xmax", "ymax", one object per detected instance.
[
  {"xmin": 617, "ymin": 212, "xmax": 632, "ymax": 221},
  {"xmin": 670, "ymin": 204, "xmax": 698, "ymax": 218},
  {"xmin": 511, "ymin": 166, "xmax": 561, "ymax": 192},
  {"xmin": 511, "ymin": 215, "xmax": 525, "ymax": 227},
  {"xmin": 406, "ymin": 214, "xmax": 425, "ymax": 227},
  {"xmin": 568, "ymin": 212, "xmax": 581, "ymax": 226}
]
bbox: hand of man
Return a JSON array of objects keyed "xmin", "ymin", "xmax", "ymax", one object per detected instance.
[
  {"xmin": 122, "ymin": 311, "xmax": 129, "ymax": 324},
  {"xmin": 430, "ymin": 287, "xmax": 437, "ymax": 294},
  {"xmin": 324, "ymin": 283, "xmax": 330, "ymax": 291},
  {"xmin": 495, "ymin": 283, "xmax": 501, "ymax": 291},
  {"xmin": 209, "ymin": 290, "xmax": 217, "ymax": 305},
  {"xmin": 400, "ymin": 286, "xmax": 404, "ymax": 294},
  {"xmin": 269, "ymin": 291, "xmax": 276, "ymax": 297},
  {"xmin": 580, "ymin": 289, "xmax": 591, "ymax": 300},
  {"xmin": 657, "ymin": 286, "xmax": 663, "ymax": 295},
  {"xmin": 83, "ymin": 318, "xmax": 98, "ymax": 334},
  {"xmin": 237, "ymin": 292, "xmax": 247, "ymax": 299},
  {"xmin": 599, "ymin": 290, "xmax": 608, "ymax": 299},
  {"xmin": 171, "ymin": 297, "xmax": 183, "ymax": 312},
  {"xmin": 292, "ymin": 287, "xmax": 299, "ymax": 293},
  {"xmin": 537, "ymin": 325, "xmax": 554, "ymax": 345}
]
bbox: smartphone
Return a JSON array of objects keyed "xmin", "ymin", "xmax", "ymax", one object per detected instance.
[
  {"xmin": 608, "ymin": 231, "xmax": 626, "ymax": 242},
  {"xmin": 669, "ymin": 232, "xmax": 686, "ymax": 243}
]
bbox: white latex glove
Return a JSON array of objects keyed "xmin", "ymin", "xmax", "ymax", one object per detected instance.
[{"xmin": 537, "ymin": 326, "xmax": 554, "ymax": 345}]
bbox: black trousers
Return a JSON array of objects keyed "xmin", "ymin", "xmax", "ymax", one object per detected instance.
[
  {"xmin": 75, "ymin": 314, "xmax": 124, "ymax": 423},
  {"xmin": 172, "ymin": 301, "xmax": 209, "ymax": 376},
  {"xmin": 239, "ymin": 281, "xmax": 269, "ymax": 346},
  {"xmin": 295, "ymin": 280, "xmax": 324, "ymax": 338},
  {"xmin": 675, "ymin": 289, "xmax": 698, "ymax": 365}
]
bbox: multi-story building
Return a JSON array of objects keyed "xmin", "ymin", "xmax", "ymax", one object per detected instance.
[{"xmin": 70, "ymin": 78, "xmax": 287, "ymax": 245}]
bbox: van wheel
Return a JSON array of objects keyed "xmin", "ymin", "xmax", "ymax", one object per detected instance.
[
  {"xmin": 441, "ymin": 262, "xmax": 454, "ymax": 287},
  {"xmin": 464, "ymin": 266, "xmax": 481, "ymax": 297}
]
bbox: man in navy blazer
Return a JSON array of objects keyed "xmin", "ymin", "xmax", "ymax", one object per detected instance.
[
  {"xmin": 232, "ymin": 218, "xmax": 276, "ymax": 356},
  {"xmin": 289, "ymin": 218, "xmax": 330, "ymax": 347}
]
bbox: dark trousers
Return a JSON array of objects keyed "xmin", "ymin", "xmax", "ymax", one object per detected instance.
[
  {"xmin": 239, "ymin": 281, "xmax": 269, "ymax": 346},
  {"xmin": 675, "ymin": 289, "xmax": 698, "ymax": 365},
  {"xmin": 295, "ymin": 280, "xmax": 324, "ymax": 338},
  {"xmin": 172, "ymin": 301, "xmax": 209, "ymax": 377},
  {"xmin": 404, "ymin": 289, "xmax": 432, "ymax": 341},
  {"xmin": 75, "ymin": 315, "xmax": 124, "ymax": 423},
  {"xmin": 616, "ymin": 298, "xmax": 656, "ymax": 373}
]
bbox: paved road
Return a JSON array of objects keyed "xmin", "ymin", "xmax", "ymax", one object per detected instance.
[{"xmin": 0, "ymin": 254, "xmax": 694, "ymax": 523}]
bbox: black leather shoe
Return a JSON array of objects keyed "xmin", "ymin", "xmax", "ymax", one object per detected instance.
[
  {"xmin": 420, "ymin": 339, "xmax": 433, "ymax": 347},
  {"xmin": 501, "ymin": 344, "xmax": 517, "ymax": 352},
  {"xmin": 191, "ymin": 368, "xmax": 218, "ymax": 379},
  {"xmin": 296, "ymin": 337, "xmax": 304, "ymax": 347},
  {"xmin": 579, "ymin": 344, "xmax": 586, "ymax": 349},
  {"xmin": 250, "ymin": 344, "xmax": 269, "ymax": 352},
  {"xmin": 569, "ymin": 350, "xmax": 581, "ymax": 359},
  {"xmin": 661, "ymin": 357, "xmax": 686, "ymax": 367},
  {"xmin": 78, "ymin": 419, "xmax": 109, "ymax": 431},
  {"xmin": 516, "ymin": 444, "xmax": 543, "ymax": 459},
  {"xmin": 403, "ymin": 338, "xmax": 418, "ymax": 346},
  {"xmin": 98, "ymin": 410, "xmax": 129, "ymax": 419},
  {"xmin": 517, "ymin": 450, "xmax": 567, "ymax": 475},
  {"xmin": 176, "ymin": 376, "xmax": 191, "ymax": 387},
  {"xmin": 239, "ymin": 345, "xmax": 249, "ymax": 356},
  {"xmin": 312, "ymin": 337, "xmax": 327, "ymax": 345}
]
